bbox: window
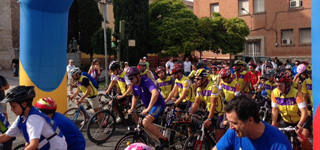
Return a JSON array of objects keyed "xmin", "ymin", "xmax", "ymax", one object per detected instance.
[
  {"xmin": 245, "ymin": 40, "xmax": 261, "ymax": 56},
  {"xmin": 210, "ymin": 3, "xmax": 219, "ymax": 18},
  {"xmin": 239, "ymin": 0, "xmax": 249, "ymax": 15},
  {"xmin": 281, "ymin": 29, "xmax": 294, "ymax": 45},
  {"xmin": 300, "ymin": 28, "xmax": 311, "ymax": 44},
  {"xmin": 254, "ymin": 0, "xmax": 265, "ymax": 13}
]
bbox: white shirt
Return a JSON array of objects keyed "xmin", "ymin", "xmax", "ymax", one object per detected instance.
[
  {"xmin": 111, "ymin": 74, "xmax": 131, "ymax": 85},
  {"xmin": 183, "ymin": 61, "xmax": 192, "ymax": 72},
  {"xmin": 165, "ymin": 61, "xmax": 174, "ymax": 74},
  {"xmin": 66, "ymin": 64, "xmax": 76, "ymax": 79},
  {"xmin": 7, "ymin": 115, "xmax": 67, "ymax": 150}
]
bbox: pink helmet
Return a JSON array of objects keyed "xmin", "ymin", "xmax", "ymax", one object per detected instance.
[
  {"xmin": 297, "ymin": 64, "xmax": 307, "ymax": 74},
  {"xmin": 124, "ymin": 143, "xmax": 153, "ymax": 150}
]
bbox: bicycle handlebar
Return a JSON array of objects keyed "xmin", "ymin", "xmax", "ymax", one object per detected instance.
[{"xmin": 278, "ymin": 126, "xmax": 307, "ymax": 141}]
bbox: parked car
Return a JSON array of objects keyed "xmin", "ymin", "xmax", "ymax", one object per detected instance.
[{"xmin": 234, "ymin": 55, "xmax": 270, "ymax": 65}]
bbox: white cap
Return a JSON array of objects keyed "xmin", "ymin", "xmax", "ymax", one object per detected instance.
[{"xmin": 143, "ymin": 56, "xmax": 147, "ymax": 59}]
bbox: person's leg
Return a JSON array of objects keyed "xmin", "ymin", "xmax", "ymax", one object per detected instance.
[
  {"xmin": 87, "ymin": 97, "xmax": 103, "ymax": 119},
  {"xmin": 142, "ymin": 106, "xmax": 166, "ymax": 139}
]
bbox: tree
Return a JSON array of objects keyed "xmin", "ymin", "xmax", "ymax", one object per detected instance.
[
  {"xmin": 91, "ymin": 28, "xmax": 116, "ymax": 56},
  {"xmin": 149, "ymin": 0, "xmax": 199, "ymax": 56},
  {"xmin": 113, "ymin": 0, "xmax": 150, "ymax": 66},
  {"xmin": 78, "ymin": 0, "xmax": 102, "ymax": 60},
  {"xmin": 68, "ymin": 0, "xmax": 79, "ymax": 43}
]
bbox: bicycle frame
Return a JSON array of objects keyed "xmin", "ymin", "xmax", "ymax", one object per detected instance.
[
  {"xmin": 72, "ymin": 105, "xmax": 94, "ymax": 122},
  {"xmin": 278, "ymin": 126, "xmax": 302, "ymax": 149}
]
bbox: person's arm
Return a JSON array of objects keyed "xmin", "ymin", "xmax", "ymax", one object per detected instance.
[
  {"xmin": 130, "ymin": 95, "xmax": 139, "ymax": 110},
  {"xmin": 297, "ymin": 83, "xmax": 302, "ymax": 92},
  {"xmin": 0, "ymin": 134, "xmax": 12, "ymax": 143},
  {"xmin": 234, "ymin": 83, "xmax": 240, "ymax": 96},
  {"xmin": 165, "ymin": 85, "xmax": 178, "ymax": 103},
  {"xmin": 118, "ymin": 84, "xmax": 132, "ymax": 99},
  {"xmin": 105, "ymin": 80, "xmax": 117, "ymax": 95},
  {"xmin": 25, "ymin": 139, "xmax": 39, "ymax": 150},
  {"xmin": 240, "ymin": 73, "xmax": 249, "ymax": 93},
  {"xmin": 70, "ymin": 87, "xmax": 81, "ymax": 98},
  {"xmin": 293, "ymin": 73, "xmax": 300, "ymax": 82},
  {"xmin": 88, "ymin": 66, "xmax": 93, "ymax": 74},
  {"xmin": 296, "ymin": 93, "xmax": 308, "ymax": 130},
  {"xmin": 146, "ymin": 71, "xmax": 153, "ymax": 81},
  {"xmin": 208, "ymin": 97, "xmax": 217, "ymax": 119},
  {"xmin": 189, "ymin": 96, "xmax": 201, "ymax": 115},
  {"xmin": 97, "ymin": 65, "xmax": 101, "ymax": 75},
  {"xmin": 271, "ymin": 92, "xmax": 279, "ymax": 126},
  {"xmin": 257, "ymin": 84, "xmax": 265, "ymax": 92},
  {"xmin": 146, "ymin": 89, "xmax": 159, "ymax": 111},
  {"xmin": 175, "ymin": 80, "xmax": 191, "ymax": 106},
  {"xmin": 77, "ymin": 86, "xmax": 91, "ymax": 104}
]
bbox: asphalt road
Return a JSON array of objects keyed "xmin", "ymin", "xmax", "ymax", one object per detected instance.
[{"xmin": 0, "ymin": 69, "xmax": 130, "ymax": 150}]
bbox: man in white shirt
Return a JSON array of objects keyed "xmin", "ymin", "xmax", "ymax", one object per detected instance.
[
  {"xmin": 66, "ymin": 59, "xmax": 76, "ymax": 95},
  {"xmin": 183, "ymin": 57, "xmax": 192, "ymax": 76},
  {"xmin": 165, "ymin": 57, "xmax": 174, "ymax": 75}
]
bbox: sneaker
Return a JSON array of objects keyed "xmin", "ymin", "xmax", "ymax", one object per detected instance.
[
  {"xmin": 155, "ymin": 138, "xmax": 169, "ymax": 150},
  {"xmin": 116, "ymin": 117, "xmax": 122, "ymax": 123}
]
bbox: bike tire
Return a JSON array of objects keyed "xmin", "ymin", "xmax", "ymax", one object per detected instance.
[
  {"xmin": 86, "ymin": 109, "xmax": 116, "ymax": 144},
  {"xmin": 114, "ymin": 132, "xmax": 147, "ymax": 150},
  {"xmin": 183, "ymin": 131, "xmax": 210, "ymax": 150},
  {"xmin": 171, "ymin": 123, "xmax": 195, "ymax": 150},
  {"xmin": 13, "ymin": 143, "xmax": 25, "ymax": 150},
  {"xmin": 63, "ymin": 108, "xmax": 87, "ymax": 131}
]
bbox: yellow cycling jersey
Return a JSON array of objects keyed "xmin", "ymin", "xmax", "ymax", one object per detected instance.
[
  {"xmin": 157, "ymin": 76, "xmax": 174, "ymax": 98},
  {"xmin": 117, "ymin": 70, "xmax": 132, "ymax": 95},
  {"xmin": 188, "ymin": 70, "xmax": 196, "ymax": 77},
  {"xmin": 234, "ymin": 71, "xmax": 249, "ymax": 93},
  {"xmin": 210, "ymin": 74, "xmax": 219, "ymax": 85},
  {"xmin": 78, "ymin": 75, "xmax": 98, "ymax": 97},
  {"xmin": 264, "ymin": 80, "xmax": 276, "ymax": 99},
  {"xmin": 291, "ymin": 82, "xmax": 298, "ymax": 90},
  {"xmin": 220, "ymin": 79, "xmax": 239, "ymax": 102},
  {"xmin": 140, "ymin": 69, "xmax": 148, "ymax": 78},
  {"xmin": 175, "ymin": 75, "xmax": 195, "ymax": 102},
  {"xmin": 272, "ymin": 87, "xmax": 309, "ymax": 124},
  {"xmin": 196, "ymin": 82, "xmax": 224, "ymax": 115},
  {"xmin": 302, "ymin": 78, "xmax": 313, "ymax": 107}
]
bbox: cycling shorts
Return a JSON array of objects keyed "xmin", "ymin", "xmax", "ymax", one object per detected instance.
[
  {"xmin": 177, "ymin": 102, "xmax": 193, "ymax": 113},
  {"xmin": 284, "ymin": 116, "xmax": 312, "ymax": 133},
  {"xmin": 148, "ymin": 105, "xmax": 164, "ymax": 121},
  {"xmin": 217, "ymin": 114, "xmax": 227, "ymax": 129}
]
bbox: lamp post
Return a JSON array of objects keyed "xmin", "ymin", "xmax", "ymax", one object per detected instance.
[{"xmin": 241, "ymin": 8, "xmax": 252, "ymax": 29}]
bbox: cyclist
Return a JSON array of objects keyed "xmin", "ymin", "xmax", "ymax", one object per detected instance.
[
  {"xmin": 219, "ymin": 68, "xmax": 240, "ymax": 103},
  {"xmin": 264, "ymin": 69, "xmax": 277, "ymax": 100},
  {"xmin": 256, "ymin": 74, "xmax": 268, "ymax": 99},
  {"xmin": 213, "ymin": 95, "xmax": 292, "ymax": 150},
  {"xmin": 104, "ymin": 61, "xmax": 133, "ymax": 122},
  {"xmin": 0, "ymin": 112, "xmax": 13, "ymax": 150},
  {"xmin": 271, "ymin": 72, "xmax": 312, "ymax": 150},
  {"xmin": 35, "ymin": 97, "xmax": 86, "ymax": 150},
  {"xmin": 0, "ymin": 86, "xmax": 67, "ymax": 150},
  {"xmin": 69, "ymin": 68, "xmax": 102, "ymax": 119},
  {"xmin": 126, "ymin": 67, "xmax": 167, "ymax": 150},
  {"xmin": 234, "ymin": 60, "xmax": 249, "ymax": 94},
  {"xmin": 210, "ymin": 65, "xmax": 219, "ymax": 85},
  {"xmin": 243, "ymin": 62, "xmax": 261, "ymax": 94},
  {"xmin": 302, "ymin": 65, "xmax": 312, "ymax": 109},
  {"xmin": 155, "ymin": 66, "xmax": 175, "ymax": 99},
  {"xmin": 165, "ymin": 64, "xmax": 195, "ymax": 113},
  {"xmin": 187, "ymin": 69, "xmax": 225, "ymax": 142},
  {"xmin": 285, "ymin": 65, "xmax": 292, "ymax": 75},
  {"xmin": 139, "ymin": 62, "xmax": 156, "ymax": 83}
]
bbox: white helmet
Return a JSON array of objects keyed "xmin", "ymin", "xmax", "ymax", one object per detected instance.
[
  {"xmin": 285, "ymin": 65, "xmax": 292, "ymax": 70},
  {"xmin": 70, "ymin": 68, "xmax": 81, "ymax": 76}
]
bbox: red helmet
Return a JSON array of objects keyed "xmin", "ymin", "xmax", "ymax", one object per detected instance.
[
  {"xmin": 35, "ymin": 97, "xmax": 57, "ymax": 114},
  {"xmin": 155, "ymin": 66, "xmax": 165, "ymax": 74},
  {"xmin": 171, "ymin": 64, "xmax": 183, "ymax": 74},
  {"xmin": 219, "ymin": 68, "xmax": 231, "ymax": 78},
  {"xmin": 274, "ymin": 72, "xmax": 291, "ymax": 83},
  {"xmin": 211, "ymin": 65, "xmax": 217, "ymax": 69},
  {"xmin": 248, "ymin": 62, "xmax": 257, "ymax": 68}
]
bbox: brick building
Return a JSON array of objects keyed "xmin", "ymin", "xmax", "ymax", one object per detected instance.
[{"xmin": 193, "ymin": 0, "xmax": 311, "ymax": 62}]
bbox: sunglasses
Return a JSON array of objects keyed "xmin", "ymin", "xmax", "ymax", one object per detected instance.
[
  {"xmin": 221, "ymin": 77, "xmax": 227, "ymax": 80},
  {"xmin": 128, "ymin": 77, "xmax": 135, "ymax": 80},
  {"xmin": 195, "ymin": 77, "xmax": 202, "ymax": 81}
]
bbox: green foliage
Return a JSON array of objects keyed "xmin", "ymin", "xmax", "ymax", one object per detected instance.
[
  {"xmin": 68, "ymin": 0, "xmax": 79, "ymax": 42},
  {"xmin": 78, "ymin": 0, "xmax": 102, "ymax": 58},
  {"xmin": 91, "ymin": 28, "xmax": 116, "ymax": 56},
  {"xmin": 113, "ymin": 0, "xmax": 150, "ymax": 65}
]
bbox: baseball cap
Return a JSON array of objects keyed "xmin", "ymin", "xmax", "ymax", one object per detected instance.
[{"xmin": 143, "ymin": 56, "xmax": 147, "ymax": 59}]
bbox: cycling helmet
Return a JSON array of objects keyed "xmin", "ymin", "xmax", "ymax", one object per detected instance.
[
  {"xmin": 307, "ymin": 64, "xmax": 312, "ymax": 72},
  {"xmin": 35, "ymin": 97, "xmax": 57, "ymax": 115},
  {"xmin": 285, "ymin": 65, "xmax": 292, "ymax": 70},
  {"xmin": 234, "ymin": 60, "xmax": 244, "ymax": 66},
  {"xmin": 211, "ymin": 65, "xmax": 217, "ymax": 69},
  {"xmin": 155, "ymin": 66, "xmax": 165, "ymax": 74},
  {"xmin": 260, "ymin": 74, "xmax": 268, "ymax": 80},
  {"xmin": 70, "ymin": 68, "xmax": 81, "ymax": 76},
  {"xmin": 139, "ymin": 62, "xmax": 146, "ymax": 66},
  {"xmin": 265, "ymin": 69, "xmax": 277, "ymax": 76},
  {"xmin": 125, "ymin": 143, "xmax": 152, "ymax": 150},
  {"xmin": 297, "ymin": 64, "xmax": 307, "ymax": 74},
  {"xmin": 219, "ymin": 68, "xmax": 231, "ymax": 78},
  {"xmin": 126, "ymin": 67, "xmax": 141, "ymax": 76},
  {"xmin": 3, "ymin": 86, "xmax": 35, "ymax": 103},
  {"xmin": 274, "ymin": 72, "xmax": 291, "ymax": 83},
  {"xmin": 248, "ymin": 62, "xmax": 257, "ymax": 68},
  {"xmin": 109, "ymin": 61, "xmax": 120, "ymax": 70},
  {"xmin": 303, "ymin": 61, "xmax": 309, "ymax": 65},
  {"xmin": 195, "ymin": 69, "xmax": 208, "ymax": 77},
  {"xmin": 171, "ymin": 64, "xmax": 183, "ymax": 74},
  {"xmin": 196, "ymin": 62, "xmax": 205, "ymax": 69},
  {"xmin": 216, "ymin": 65, "xmax": 222, "ymax": 68}
]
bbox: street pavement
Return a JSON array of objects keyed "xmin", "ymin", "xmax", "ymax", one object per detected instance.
[{"xmin": 0, "ymin": 69, "xmax": 128, "ymax": 150}]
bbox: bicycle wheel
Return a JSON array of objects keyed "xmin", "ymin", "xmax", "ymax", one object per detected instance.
[
  {"xmin": 114, "ymin": 132, "xmax": 147, "ymax": 150},
  {"xmin": 13, "ymin": 143, "xmax": 25, "ymax": 150},
  {"xmin": 86, "ymin": 109, "xmax": 116, "ymax": 144},
  {"xmin": 63, "ymin": 108, "xmax": 87, "ymax": 131},
  {"xmin": 183, "ymin": 132, "xmax": 210, "ymax": 150},
  {"xmin": 171, "ymin": 123, "xmax": 195, "ymax": 150}
]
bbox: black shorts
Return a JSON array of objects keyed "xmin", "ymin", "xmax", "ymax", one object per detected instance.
[
  {"xmin": 284, "ymin": 116, "xmax": 312, "ymax": 133},
  {"xmin": 176, "ymin": 102, "xmax": 192, "ymax": 113}
]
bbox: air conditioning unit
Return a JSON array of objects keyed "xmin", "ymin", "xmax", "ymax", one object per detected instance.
[
  {"xmin": 282, "ymin": 39, "xmax": 292, "ymax": 45},
  {"xmin": 290, "ymin": 0, "xmax": 302, "ymax": 8}
]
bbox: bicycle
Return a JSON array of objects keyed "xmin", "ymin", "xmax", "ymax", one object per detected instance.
[
  {"xmin": 278, "ymin": 126, "xmax": 308, "ymax": 150},
  {"xmin": 114, "ymin": 105, "xmax": 196, "ymax": 150},
  {"xmin": 86, "ymin": 94, "xmax": 144, "ymax": 144},
  {"xmin": 183, "ymin": 114, "xmax": 220, "ymax": 150}
]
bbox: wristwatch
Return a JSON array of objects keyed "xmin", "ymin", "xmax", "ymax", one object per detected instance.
[{"xmin": 207, "ymin": 118, "xmax": 212, "ymax": 121}]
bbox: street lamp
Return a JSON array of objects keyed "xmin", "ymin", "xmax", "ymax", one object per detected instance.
[
  {"xmin": 241, "ymin": 8, "xmax": 252, "ymax": 29},
  {"xmin": 96, "ymin": 0, "xmax": 112, "ymax": 86}
]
